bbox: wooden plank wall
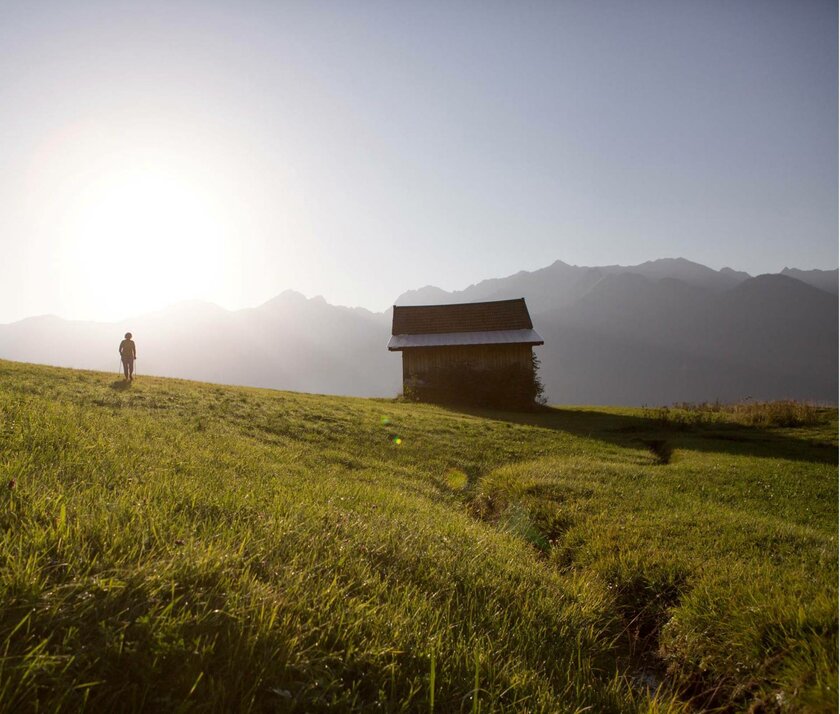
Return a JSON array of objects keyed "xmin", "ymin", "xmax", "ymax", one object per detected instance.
[{"xmin": 403, "ymin": 344, "xmax": 533, "ymax": 381}]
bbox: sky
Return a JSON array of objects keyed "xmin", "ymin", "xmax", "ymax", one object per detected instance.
[{"xmin": 0, "ymin": 0, "xmax": 836, "ymax": 323}]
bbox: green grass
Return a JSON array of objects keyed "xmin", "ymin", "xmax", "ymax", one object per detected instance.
[
  {"xmin": 0, "ymin": 360, "xmax": 836, "ymax": 712},
  {"xmin": 646, "ymin": 400, "xmax": 827, "ymax": 428}
]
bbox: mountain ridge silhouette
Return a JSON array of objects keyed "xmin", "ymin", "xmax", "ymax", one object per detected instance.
[{"xmin": 1, "ymin": 258, "xmax": 836, "ymax": 404}]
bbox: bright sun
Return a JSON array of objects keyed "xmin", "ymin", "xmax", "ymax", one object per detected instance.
[{"xmin": 59, "ymin": 166, "xmax": 233, "ymax": 320}]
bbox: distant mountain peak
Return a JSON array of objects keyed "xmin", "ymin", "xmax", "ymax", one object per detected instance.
[
  {"xmin": 637, "ymin": 256, "xmax": 715, "ymax": 271},
  {"xmin": 779, "ymin": 267, "xmax": 839, "ymax": 295},
  {"xmin": 260, "ymin": 289, "xmax": 309, "ymax": 308},
  {"xmin": 394, "ymin": 285, "xmax": 454, "ymax": 306},
  {"xmin": 650, "ymin": 256, "xmax": 692, "ymax": 264}
]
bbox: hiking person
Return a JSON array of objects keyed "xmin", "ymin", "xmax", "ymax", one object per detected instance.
[{"xmin": 119, "ymin": 332, "xmax": 137, "ymax": 381}]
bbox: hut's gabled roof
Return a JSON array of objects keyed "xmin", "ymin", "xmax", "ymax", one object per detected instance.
[
  {"xmin": 388, "ymin": 298, "xmax": 543, "ymax": 351},
  {"xmin": 392, "ymin": 298, "xmax": 533, "ymax": 334}
]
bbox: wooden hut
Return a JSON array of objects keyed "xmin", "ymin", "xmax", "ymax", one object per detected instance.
[{"xmin": 388, "ymin": 298, "xmax": 544, "ymax": 405}]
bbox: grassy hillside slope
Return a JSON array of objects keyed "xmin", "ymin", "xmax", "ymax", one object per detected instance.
[{"xmin": 0, "ymin": 361, "xmax": 836, "ymax": 712}]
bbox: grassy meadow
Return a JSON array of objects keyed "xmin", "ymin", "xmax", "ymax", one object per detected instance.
[{"xmin": 0, "ymin": 360, "xmax": 836, "ymax": 712}]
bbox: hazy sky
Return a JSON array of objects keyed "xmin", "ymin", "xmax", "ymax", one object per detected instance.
[{"xmin": 0, "ymin": 0, "xmax": 836, "ymax": 322}]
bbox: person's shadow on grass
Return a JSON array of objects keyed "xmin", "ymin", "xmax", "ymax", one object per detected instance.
[{"xmin": 109, "ymin": 380, "xmax": 131, "ymax": 391}]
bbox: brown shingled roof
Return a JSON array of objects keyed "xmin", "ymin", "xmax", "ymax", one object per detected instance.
[{"xmin": 392, "ymin": 298, "xmax": 534, "ymax": 335}]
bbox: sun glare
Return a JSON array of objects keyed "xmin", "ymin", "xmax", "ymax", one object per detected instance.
[{"xmin": 58, "ymin": 165, "xmax": 234, "ymax": 320}]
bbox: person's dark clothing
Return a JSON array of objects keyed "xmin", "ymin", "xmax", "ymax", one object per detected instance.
[{"xmin": 119, "ymin": 338, "xmax": 136, "ymax": 379}]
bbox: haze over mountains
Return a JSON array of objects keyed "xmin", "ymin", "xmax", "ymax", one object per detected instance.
[{"xmin": 1, "ymin": 258, "xmax": 836, "ymax": 405}]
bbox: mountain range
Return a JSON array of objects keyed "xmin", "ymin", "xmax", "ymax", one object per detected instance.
[{"xmin": 1, "ymin": 258, "xmax": 836, "ymax": 405}]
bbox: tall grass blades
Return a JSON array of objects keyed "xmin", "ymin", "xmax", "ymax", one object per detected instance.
[{"xmin": 0, "ymin": 360, "xmax": 835, "ymax": 712}]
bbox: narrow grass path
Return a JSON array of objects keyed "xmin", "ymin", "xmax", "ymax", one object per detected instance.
[{"xmin": 0, "ymin": 361, "xmax": 836, "ymax": 712}]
